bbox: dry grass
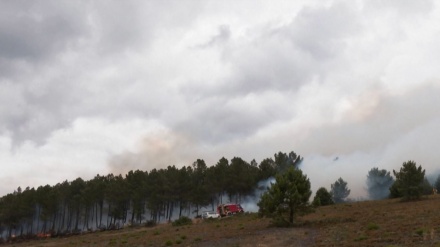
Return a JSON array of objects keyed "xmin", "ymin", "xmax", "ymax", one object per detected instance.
[{"xmin": 6, "ymin": 194, "xmax": 440, "ymax": 246}]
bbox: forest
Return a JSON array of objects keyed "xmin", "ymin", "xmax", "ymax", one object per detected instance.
[{"xmin": 0, "ymin": 151, "xmax": 302, "ymax": 239}]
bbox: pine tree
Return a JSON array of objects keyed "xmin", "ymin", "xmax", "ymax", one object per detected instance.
[
  {"xmin": 331, "ymin": 178, "xmax": 350, "ymax": 203},
  {"xmin": 258, "ymin": 167, "xmax": 311, "ymax": 225},
  {"xmin": 392, "ymin": 160, "xmax": 425, "ymax": 200}
]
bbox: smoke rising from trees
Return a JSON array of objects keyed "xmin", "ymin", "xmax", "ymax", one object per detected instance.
[{"xmin": 366, "ymin": 168, "xmax": 394, "ymax": 200}]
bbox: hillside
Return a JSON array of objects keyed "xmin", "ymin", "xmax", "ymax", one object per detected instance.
[{"xmin": 5, "ymin": 195, "xmax": 440, "ymax": 246}]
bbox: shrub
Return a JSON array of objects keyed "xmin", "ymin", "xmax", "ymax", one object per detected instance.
[
  {"xmin": 172, "ymin": 216, "xmax": 193, "ymax": 227},
  {"xmin": 145, "ymin": 220, "xmax": 156, "ymax": 227},
  {"xmin": 415, "ymin": 228, "xmax": 426, "ymax": 236},
  {"xmin": 313, "ymin": 187, "xmax": 334, "ymax": 206},
  {"xmin": 271, "ymin": 216, "xmax": 291, "ymax": 227},
  {"xmin": 367, "ymin": 222, "xmax": 379, "ymax": 230},
  {"xmin": 354, "ymin": 235, "xmax": 368, "ymax": 241}
]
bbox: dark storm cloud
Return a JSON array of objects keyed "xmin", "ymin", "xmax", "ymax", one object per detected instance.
[
  {"xmin": 0, "ymin": 0, "xmax": 211, "ymax": 147},
  {"xmin": 0, "ymin": 1, "xmax": 161, "ymax": 145},
  {"xmin": 0, "ymin": 1, "xmax": 92, "ymax": 144},
  {"xmin": 0, "ymin": 1, "xmax": 89, "ymax": 62}
]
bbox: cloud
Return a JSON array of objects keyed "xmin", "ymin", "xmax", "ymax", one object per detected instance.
[
  {"xmin": 0, "ymin": 1, "xmax": 89, "ymax": 62},
  {"xmin": 1, "ymin": 0, "xmax": 440, "ymax": 199}
]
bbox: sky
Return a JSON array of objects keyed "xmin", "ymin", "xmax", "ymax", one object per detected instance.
[{"xmin": 1, "ymin": 0, "xmax": 440, "ymax": 198}]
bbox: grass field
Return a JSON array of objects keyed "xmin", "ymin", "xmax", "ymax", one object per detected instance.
[{"xmin": 5, "ymin": 194, "xmax": 440, "ymax": 246}]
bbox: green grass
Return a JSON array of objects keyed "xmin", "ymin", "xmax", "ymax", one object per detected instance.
[
  {"xmin": 354, "ymin": 234, "xmax": 368, "ymax": 241},
  {"xmin": 367, "ymin": 222, "xmax": 379, "ymax": 230},
  {"xmin": 415, "ymin": 228, "xmax": 426, "ymax": 236}
]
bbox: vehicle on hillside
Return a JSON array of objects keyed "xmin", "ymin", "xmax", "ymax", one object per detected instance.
[
  {"xmin": 202, "ymin": 211, "xmax": 220, "ymax": 219},
  {"xmin": 217, "ymin": 203, "xmax": 244, "ymax": 217}
]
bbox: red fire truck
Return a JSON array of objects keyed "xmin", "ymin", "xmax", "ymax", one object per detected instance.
[{"xmin": 217, "ymin": 203, "xmax": 244, "ymax": 217}]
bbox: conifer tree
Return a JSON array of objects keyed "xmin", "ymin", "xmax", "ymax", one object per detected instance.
[
  {"xmin": 331, "ymin": 178, "xmax": 350, "ymax": 203},
  {"xmin": 312, "ymin": 187, "xmax": 334, "ymax": 206},
  {"xmin": 392, "ymin": 160, "xmax": 425, "ymax": 200},
  {"xmin": 258, "ymin": 167, "xmax": 311, "ymax": 225}
]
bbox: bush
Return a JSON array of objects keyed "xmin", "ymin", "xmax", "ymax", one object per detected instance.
[
  {"xmin": 354, "ymin": 235, "xmax": 368, "ymax": 241},
  {"xmin": 145, "ymin": 220, "xmax": 156, "ymax": 227},
  {"xmin": 367, "ymin": 222, "xmax": 379, "ymax": 230},
  {"xmin": 172, "ymin": 216, "xmax": 193, "ymax": 227},
  {"xmin": 271, "ymin": 216, "xmax": 292, "ymax": 227},
  {"xmin": 421, "ymin": 178, "xmax": 433, "ymax": 196},
  {"xmin": 415, "ymin": 228, "xmax": 426, "ymax": 237},
  {"xmin": 389, "ymin": 182, "xmax": 402, "ymax": 198},
  {"xmin": 313, "ymin": 187, "xmax": 334, "ymax": 207}
]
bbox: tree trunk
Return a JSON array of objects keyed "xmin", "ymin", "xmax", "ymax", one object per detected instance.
[
  {"xmin": 51, "ymin": 211, "xmax": 57, "ymax": 232},
  {"xmin": 60, "ymin": 204, "xmax": 66, "ymax": 233},
  {"xmin": 131, "ymin": 202, "xmax": 135, "ymax": 224},
  {"xmin": 289, "ymin": 207, "xmax": 294, "ymax": 224},
  {"xmin": 36, "ymin": 206, "xmax": 40, "ymax": 234},
  {"xmin": 74, "ymin": 207, "xmax": 80, "ymax": 231},
  {"xmin": 168, "ymin": 202, "xmax": 173, "ymax": 221}
]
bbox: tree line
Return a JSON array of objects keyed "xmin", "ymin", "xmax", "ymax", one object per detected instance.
[
  {"xmin": 259, "ymin": 160, "xmax": 439, "ymax": 226},
  {"xmin": 2, "ymin": 152, "xmax": 437, "ymax": 238},
  {"xmin": 312, "ymin": 160, "xmax": 437, "ymax": 208},
  {"xmin": 0, "ymin": 151, "xmax": 302, "ymax": 239}
]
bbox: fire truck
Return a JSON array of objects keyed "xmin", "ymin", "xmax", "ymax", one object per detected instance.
[{"xmin": 217, "ymin": 203, "xmax": 244, "ymax": 217}]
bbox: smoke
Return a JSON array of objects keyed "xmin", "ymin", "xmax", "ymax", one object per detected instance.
[
  {"xmin": 366, "ymin": 168, "xmax": 394, "ymax": 200},
  {"xmin": 107, "ymin": 128, "xmax": 202, "ymax": 175},
  {"xmin": 295, "ymin": 83, "xmax": 440, "ymax": 199},
  {"xmin": 239, "ymin": 177, "xmax": 276, "ymax": 212}
]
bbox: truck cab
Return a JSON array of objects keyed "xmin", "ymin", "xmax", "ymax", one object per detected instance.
[{"xmin": 217, "ymin": 203, "xmax": 244, "ymax": 217}]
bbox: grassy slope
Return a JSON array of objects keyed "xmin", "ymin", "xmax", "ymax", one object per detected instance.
[{"xmin": 6, "ymin": 194, "xmax": 440, "ymax": 247}]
